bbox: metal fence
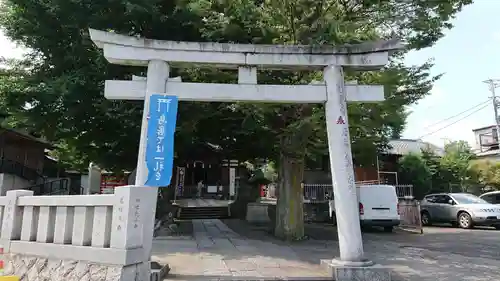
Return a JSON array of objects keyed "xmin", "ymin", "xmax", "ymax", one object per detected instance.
[
  {"xmin": 302, "ymin": 184, "xmax": 332, "ymax": 202},
  {"xmin": 398, "ymin": 198, "xmax": 423, "ymax": 233},
  {"xmin": 262, "ymin": 182, "xmax": 414, "ymax": 202},
  {"xmin": 262, "ymin": 182, "xmax": 423, "ymax": 232}
]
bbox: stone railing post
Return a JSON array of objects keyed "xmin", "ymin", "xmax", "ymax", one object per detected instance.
[
  {"xmin": 1, "ymin": 190, "xmax": 34, "ymax": 251},
  {"xmin": 110, "ymin": 185, "xmax": 147, "ymax": 280}
]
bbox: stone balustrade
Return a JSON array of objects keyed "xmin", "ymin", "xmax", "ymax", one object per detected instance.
[{"xmin": 0, "ymin": 186, "xmax": 148, "ymax": 281}]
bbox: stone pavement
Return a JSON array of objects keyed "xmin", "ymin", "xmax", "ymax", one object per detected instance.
[
  {"xmin": 151, "ymin": 219, "xmax": 331, "ymax": 280},
  {"xmin": 152, "ymin": 219, "xmax": 500, "ymax": 281}
]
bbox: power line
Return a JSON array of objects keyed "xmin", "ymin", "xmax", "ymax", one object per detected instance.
[
  {"xmin": 421, "ymin": 98, "xmax": 492, "ymax": 130},
  {"xmin": 418, "ymin": 103, "xmax": 491, "ymax": 139}
]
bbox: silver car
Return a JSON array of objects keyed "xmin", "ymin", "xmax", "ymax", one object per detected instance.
[
  {"xmin": 479, "ymin": 191, "xmax": 500, "ymax": 205},
  {"xmin": 420, "ymin": 193, "xmax": 500, "ymax": 229}
]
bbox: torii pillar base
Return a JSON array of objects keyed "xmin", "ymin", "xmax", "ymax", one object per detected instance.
[{"xmin": 321, "ymin": 259, "xmax": 392, "ymax": 281}]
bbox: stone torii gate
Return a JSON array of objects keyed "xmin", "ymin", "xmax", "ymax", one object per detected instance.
[{"xmin": 89, "ymin": 28, "xmax": 402, "ymax": 280}]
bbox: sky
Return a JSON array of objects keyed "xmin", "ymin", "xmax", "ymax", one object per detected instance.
[
  {"xmin": 0, "ymin": 1, "xmax": 497, "ymax": 149},
  {"xmin": 402, "ymin": 0, "xmax": 500, "ymax": 148}
]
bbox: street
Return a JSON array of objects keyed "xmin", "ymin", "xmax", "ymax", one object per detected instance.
[
  {"xmin": 361, "ymin": 226, "xmax": 500, "ymax": 280},
  {"xmin": 228, "ymin": 221, "xmax": 500, "ymax": 281},
  {"xmin": 370, "ymin": 226, "xmax": 500, "ymax": 260}
]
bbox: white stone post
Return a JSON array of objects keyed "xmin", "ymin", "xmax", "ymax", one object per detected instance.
[
  {"xmin": 111, "ymin": 185, "xmax": 146, "ymax": 280},
  {"xmin": 135, "ymin": 60, "xmax": 170, "ymax": 279},
  {"xmin": 111, "ymin": 186, "xmax": 144, "ymax": 249},
  {"xmin": 1, "ymin": 190, "xmax": 33, "ymax": 251},
  {"xmin": 323, "ymin": 65, "xmax": 367, "ymax": 264}
]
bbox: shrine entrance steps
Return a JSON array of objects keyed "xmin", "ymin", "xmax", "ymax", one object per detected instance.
[{"xmin": 173, "ymin": 199, "xmax": 233, "ymax": 220}]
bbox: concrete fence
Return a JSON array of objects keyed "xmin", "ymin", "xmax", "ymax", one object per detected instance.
[{"xmin": 0, "ymin": 187, "xmax": 148, "ymax": 281}]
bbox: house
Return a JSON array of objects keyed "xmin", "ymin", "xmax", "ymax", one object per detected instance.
[
  {"xmin": 304, "ymin": 138, "xmax": 444, "ymax": 185},
  {"xmin": 0, "ymin": 125, "xmax": 53, "ymax": 195},
  {"xmin": 472, "ymin": 125, "xmax": 500, "ymax": 161},
  {"xmin": 0, "ymin": 112, "xmax": 83, "ymax": 195}
]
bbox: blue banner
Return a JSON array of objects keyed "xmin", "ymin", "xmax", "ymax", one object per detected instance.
[{"xmin": 145, "ymin": 94, "xmax": 178, "ymax": 187}]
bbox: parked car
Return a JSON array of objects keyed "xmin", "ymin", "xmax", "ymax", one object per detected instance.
[
  {"xmin": 329, "ymin": 184, "xmax": 401, "ymax": 232},
  {"xmin": 479, "ymin": 191, "xmax": 500, "ymax": 205},
  {"xmin": 420, "ymin": 193, "xmax": 500, "ymax": 229}
]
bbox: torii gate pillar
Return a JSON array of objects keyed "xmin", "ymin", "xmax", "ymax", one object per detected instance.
[{"xmin": 90, "ymin": 28, "xmax": 402, "ymax": 281}]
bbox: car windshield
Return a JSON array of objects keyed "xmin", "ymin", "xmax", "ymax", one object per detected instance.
[{"xmin": 452, "ymin": 194, "xmax": 488, "ymax": 204}]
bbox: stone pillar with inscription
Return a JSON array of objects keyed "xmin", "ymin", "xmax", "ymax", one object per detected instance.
[
  {"xmin": 323, "ymin": 65, "xmax": 365, "ymax": 263},
  {"xmin": 228, "ymin": 160, "xmax": 238, "ymax": 200},
  {"xmin": 321, "ymin": 66, "xmax": 392, "ymax": 281},
  {"xmin": 136, "ymin": 61, "xmax": 170, "ymax": 281},
  {"xmin": 1, "ymin": 190, "xmax": 34, "ymax": 251},
  {"xmin": 110, "ymin": 186, "xmax": 145, "ymax": 279}
]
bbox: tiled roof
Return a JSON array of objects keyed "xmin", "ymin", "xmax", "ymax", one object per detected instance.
[{"xmin": 386, "ymin": 139, "xmax": 444, "ymax": 156}]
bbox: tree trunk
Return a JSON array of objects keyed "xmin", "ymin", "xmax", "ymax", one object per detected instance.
[{"xmin": 274, "ymin": 151, "xmax": 305, "ymax": 241}]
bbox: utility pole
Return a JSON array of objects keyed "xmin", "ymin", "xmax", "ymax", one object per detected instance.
[{"xmin": 483, "ymin": 79, "xmax": 500, "ymax": 142}]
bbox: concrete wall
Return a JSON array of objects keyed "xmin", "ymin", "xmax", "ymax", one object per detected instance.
[
  {"xmin": 3, "ymin": 254, "xmax": 140, "ymax": 281},
  {"xmin": 0, "ymin": 187, "xmax": 149, "ymax": 281},
  {"xmin": 0, "ymin": 173, "xmax": 31, "ymax": 196}
]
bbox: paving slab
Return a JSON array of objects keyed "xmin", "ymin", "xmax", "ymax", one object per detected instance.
[{"xmin": 153, "ymin": 219, "xmax": 330, "ymax": 280}]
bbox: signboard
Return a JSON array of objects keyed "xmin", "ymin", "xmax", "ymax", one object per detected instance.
[
  {"xmin": 229, "ymin": 167, "xmax": 236, "ymax": 197},
  {"xmin": 100, "ymin": 174, "xmax": 127, "ymax": 194},
  {"xmin": 174, "ymin": 167, "xmax": 185, "ymax": 199},
  {"xmin": 145, "ymin": 94, "xmax": 179, "ymax": 187}
]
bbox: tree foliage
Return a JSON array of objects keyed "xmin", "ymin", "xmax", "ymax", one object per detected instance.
[
  {"xmin": 399, "ymin": 141, "xmax": 481, "ymax": 197},
  {"xmin": 470, "ymin": 160, "xmax": 500, "ymax": 190},
  {"xmin": 398, "ymin": 153, "xmax": 432, "ymax": 199},
  {"xmin": 0, "ymin": 0, "xmax": 472, "ymax": 239},
  {"xmin": 440, "ymin": 140, "xmax": 476, "ymax": 188},
  {"xmin": 0, "ymin": 0, "xmax": 471, "ymax": 169}
]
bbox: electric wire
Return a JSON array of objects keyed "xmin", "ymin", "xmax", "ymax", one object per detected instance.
[
  {"xmin": 418, "ymin": 103, "xmax": 491, "ymax": 138},
  {"xmin": 421, "ymin": 98, "xmax": 492, "ymax": 130}
]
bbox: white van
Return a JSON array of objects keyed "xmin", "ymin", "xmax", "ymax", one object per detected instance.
[{"xmin": 329, "ymin": 184, "xmax": 401, "ymax": 232}]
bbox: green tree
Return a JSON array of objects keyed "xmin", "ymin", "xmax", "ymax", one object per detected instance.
[
  {"xmin": 0, "ymin": 0, "xmax": 472, "ymax": 239},
  {"xmin": 420, "ymin": 148, "xmax": 448, "ymax": 192},
  {"xmin": 470, "ymin": 160, "xmax": 500, "ymax": 190},
  {"xmin": 206, "ymin": 0, "xmax": 469, "ymax": 240},
  {"xmin": 440, "ymin": 140, "xmax": 476, "ymax": 190},
  {"xmin": 398, "ymin": 153, "xmax": 432, "ymax": 199}
]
